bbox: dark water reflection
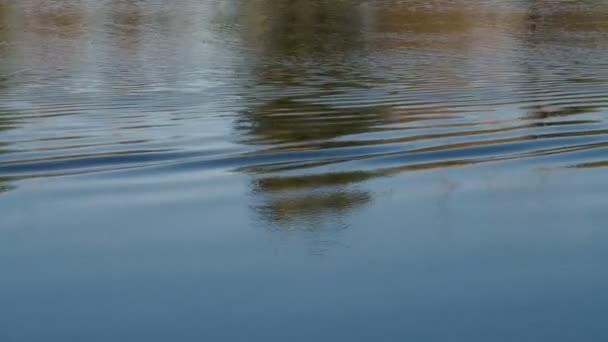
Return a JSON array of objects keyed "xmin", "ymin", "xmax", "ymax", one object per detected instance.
[{"xmin": 2, "ymin": 1, "xmax": 608, "ymax": 341}]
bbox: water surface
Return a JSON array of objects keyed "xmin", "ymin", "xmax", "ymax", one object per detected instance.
[{"xmin": 2, "ymin": 1, "xmax": 608, "ymax": 341}]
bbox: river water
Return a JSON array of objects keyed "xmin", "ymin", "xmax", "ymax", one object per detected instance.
[{"xmin": 1, "ymin": 1, "xmax": 608, "ymax": 341}]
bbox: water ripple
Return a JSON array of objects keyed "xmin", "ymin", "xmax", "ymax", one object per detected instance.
[{"xmin": 0, "ymin": 0, "xmax": 607, "ymax": 209}]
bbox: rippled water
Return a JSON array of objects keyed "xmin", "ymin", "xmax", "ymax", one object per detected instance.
[{"xmin": 2, "ymin": 1, "xmax": 608, "ymax": 341}]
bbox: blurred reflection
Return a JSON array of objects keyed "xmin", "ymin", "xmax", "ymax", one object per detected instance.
[
  {"xmin": 374, "ymin": 1, "xmax": 475, "ymax": 47},
  {"xmin": 238, "ymin": 1, "xmax": 502, "ymax": 231},
  {"xmin": 238, "ymin": 0, "xmax": 378, "ymax": 230},
  {"xmin": 236, "ymin": 0, "xmax": 522, "ymax": 231},
  {"xmin": 0, "ymin": 2, "xmax": 8, "ymax": 48},
  {"xmin": 0, "ymin": 182, "xmax": 10, "ymax": 193},
  {"xmin": 0, "ymin": 109, "xmax": 18, "ymax": 193},
  {"xmin": 241, "ymin": 0, "xmax": 368, "ymax": 57},
  {"xmin": 238, "ymin": 100, "xmax": 394, "ymax": 145},
  {"xmin": 0, "ymin": 2, "xmax": 10, "ymax": 83},
  {"xmin": 520, "ymin": 0, "xmax": 608, "ymax": 121},
  {"xmin": 0, "ymin": 0, "xmax": 607, "ymax": 231},
  {"xmin": 526, "ymin": 105, "xmax": 598, "ymax": 120},
  {"xmin": 0, "ymin": 5, "xmax": 17, "ymax": 194},
  {"xmin": 257, "ymin": 189, "xmax": 371, "ymax": 231},
  {"xmin": 0, "ymin": 108, "xmax": 16, "ymax": 133},
  {"xmin": 573, "ymin": 160, "xmax": 608, "ymax": 168},
  {"xmin": 236, "ymin": 0, "xmax": 608, "ymax": 231},
  {"xmin": 108, "ymin": 0, "xmax": 145, "ymax": 53},
  {"xmin": 23, "ymin": 0, "xmax": 86, "ymax": 38}
]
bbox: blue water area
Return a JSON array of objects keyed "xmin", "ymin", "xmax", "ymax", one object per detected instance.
[{"xmin": 1, "ymin": 1, "xmax": 608, "ymax": 341}]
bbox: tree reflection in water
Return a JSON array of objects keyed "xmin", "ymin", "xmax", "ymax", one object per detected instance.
[
  {"xmin": 235, "ymin": 0, "xmax": 503, "ymax": 232},
  {"xmin": 237, "ymin": 0, "xmax": 500, "ymax": 232},
  {"xmin": 238, "ymin": 0, "xmax": 378, "ymax": 232}
]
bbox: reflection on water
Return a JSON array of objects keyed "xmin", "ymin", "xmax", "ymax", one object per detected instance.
[
  {"xmin": 242, "ymin": 0, "xmax": 368, "ymax": 56},
  {"xmin": 0, "ymin": 1, "xmax": 607, "ymax": 229},
  {"xmin": 239, "ymin": 1, "xmax": 377, "ymax": 228},
  {"xmin": 0, "ymin": 1, "xmax": 607, "ymax": 222},
  {"xmin": 2, "ymin": 1, "xmax": 608, "ymax": 341},
  {"xmin": 234, "ymin": 0, "xmax": 608, "ymax": 229}
]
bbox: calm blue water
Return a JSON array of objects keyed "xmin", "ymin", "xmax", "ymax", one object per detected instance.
[{"xmin": 2, "ymin": 1, "xmax": 608, "ymax": 341}]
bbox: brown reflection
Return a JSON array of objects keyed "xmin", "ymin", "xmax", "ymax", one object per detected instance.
[
  {"xmin": 241, "ymin": 0, "xmax": 368, "ymax": 56},
  {"xmin": 521, "ymin": 0, "xmax": 608, "ymax": 48},
  {"xmin": 374, "ymin": 1, "xmax": 475, "ymax": 48},
  {"xmin": 0, "ymin": 2, "xmax": 8, "ymax": 49},
  {"xmin": 237, "ymin": 1, "xmax": 519, "ymax": 231},
  {"xmin": 526, "ymin": 105, "xmax": 599, "ymax": 120},
  {"xmin": 524, "ymin": 0, "xmax": 608, "ymax": 37},
  {"xmin": 110, "ymin": 0, "xmax": 143, "ymax": 30},
  {"xmin": 258, "ymin": 190, "xmax": 371, "ymax": 230},
  {"xmin": 250, "ymin": 157, "xmax": 478, "ymax": 231},
  {"xmin": 0, "ymin": 109, "xmax": 19, "ymax": 195},
  {"xmin": 238, "ymin": 0, "xmax": 378, "ymax": 231},
  {"xmin": 237, "ymin": 0, "xmax": 532, "ymax": 231},
  {"xmin": 254, "ymin": 171, "xmax": 373, "ymax": 192},
  {"xmin": 107, "ymin": 0, "xmax": 145, "ymax": 57},
  {"xmin": 23, "ymin": 1, "xmax": 86, "ymax": 38},
  {"xmin": 520, "ymin": 0, "xmax": 608, "ymax": 121},
  {"xmin": 0, "ymin": 176, "xmax": 14, "ymax": 194},
  {"xmin": 573, "ymin": 160, "xmax": 608, "ymax": 168},
  {"xmin": 1, "ymin": 1, "xmax": 91, "ymax": 78},
  {"xmin": 238, "ymin": 99, "xmax": 393, "ymax": 145},
  {"xmin": 252, "ymin": 171, "xmax": 376, "ymax": 230},
  {"xmin": 0, "ymin": 2, "xmax": 10, "ymax": 79},
  {"xmin": 0, "ymin": 5, "xmax": 17, "ymax": 195}
]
